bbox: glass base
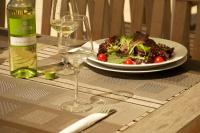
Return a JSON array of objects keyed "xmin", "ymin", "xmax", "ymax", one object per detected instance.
[
  {"xmin": 61, "ymin": 101, "xmax": 92, "ymax": 113},
  {"xmin": 57, "ymin": 66, "xmax": 74, "ymax": 76},
  {"xmin": 90, "ymin": 91, "xmax": 134, "ymax": 105}
]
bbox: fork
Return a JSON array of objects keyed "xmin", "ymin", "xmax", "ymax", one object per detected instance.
[
  {"xmin": 59, "ymin": 105, "xmax": 116, "ymax": 133},
  {"xmin": 94, "ymin": 104, "xmax": 116, "ymax": 119}
]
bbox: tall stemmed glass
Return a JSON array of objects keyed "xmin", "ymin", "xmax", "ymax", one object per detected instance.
[
  {"xmin": 61, "ymin": 15, "xmax": 94, "ymax": 113},
  {"xmin": 50, "ymin": 0, "xmax": 79, "ymax": 64}
]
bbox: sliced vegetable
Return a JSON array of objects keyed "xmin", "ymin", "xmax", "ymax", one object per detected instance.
[
  {"xmin": 124, "ymin": 58, "xmax": 135, "ymax": 64},
  {"xmin": 119, "ymin": 35, "xmax": 132, "ymax": 46},
  {"xmin": 107, "ymin": 53, "xmax": 126, "ymax": 64},
  {"xmin": 44, "ymin": 71, "xmax": 56, "ymax": 80},
  {"xmin": 136, "ymin": 43, "xmax": 150, "ymax": 53},
  {"xmin": 97, "ymin": 53, "xmax": 107, "ymax": 62},
  {"xmin": 154, "ymin": 56, "xmax": 164, "ymax": 63}
]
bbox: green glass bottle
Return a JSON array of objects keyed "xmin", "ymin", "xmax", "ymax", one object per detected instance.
[{"xmin": 7, "ymin": 0, "xmax": 37, "ymax": 78}]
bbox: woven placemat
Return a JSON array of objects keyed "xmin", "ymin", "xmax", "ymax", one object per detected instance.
[{"xmin": 0, "ymin": 74, "xmax": 152, "ymax": 132}]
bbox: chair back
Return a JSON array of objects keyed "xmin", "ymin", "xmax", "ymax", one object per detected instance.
[
  {"xmin": 72, "ymin": 0, "xmax": 171, "ymax": 40},
  {"xmin": 172, "ymin": 0, "xmax": 200, "ymax": 60},
  {"xmin": 41, "ymin": 0, "xmax": 52, "ymax": 35},
  {"xmin": 82, "ymin": 0, "xmax": 199, "ymax": 60}
]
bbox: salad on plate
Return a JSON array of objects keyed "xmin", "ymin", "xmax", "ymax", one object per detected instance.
[{"xmin": 97, "ymin": 31, "xmax": 174, "ymax": 65}]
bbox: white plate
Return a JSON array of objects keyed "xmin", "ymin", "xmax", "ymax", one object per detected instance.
[
  {"xmin": 85, "ymin": 56, "xmax": 187, "ymax": 73},
  {"xmin": 87, "ymin": 38, "xmax": 188, "ymax": 70}
]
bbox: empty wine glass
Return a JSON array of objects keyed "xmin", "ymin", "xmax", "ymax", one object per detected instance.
[
  {"xmin": 61, "ymin": 15, "xmax": 94, "ymax": 113},
  {"xmin": 50, "ymin": 0, "xmax": 79, "ymax": 66}
]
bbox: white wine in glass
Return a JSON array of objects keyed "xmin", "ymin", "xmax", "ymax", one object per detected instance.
[{"xmin": 50, "ymin": 0, "xmax": 79, "ymax": 61}]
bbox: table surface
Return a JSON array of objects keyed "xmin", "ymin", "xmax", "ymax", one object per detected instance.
[{"xmin": 1, "ymin": 28, "xmax": 200, "ymax": 133}]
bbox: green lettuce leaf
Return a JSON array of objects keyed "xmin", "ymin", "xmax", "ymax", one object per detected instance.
[{"xmin": 107, "ymin": 53, "xmax": 127, "ymax": 64}]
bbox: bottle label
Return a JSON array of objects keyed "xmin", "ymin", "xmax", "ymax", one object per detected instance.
[
  {"xmin": 9, "ymin": 17, "xmax": 36, "ymax": 46},
  {"xmin": 10, "ymin": 36, "xmax": 36, "ymax": 46},
  {"xmin": 9, "ymin": 17, "xmax": 36, "ymax": 36}
]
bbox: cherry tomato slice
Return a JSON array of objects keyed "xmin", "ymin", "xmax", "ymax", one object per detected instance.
[
  {"xmin": 154, "ymin": 56, "xmax": 164, "ymax": 63},
  {"xmin": 124, "ymin": 59, "xmax": 135, "ymax": 64},
  {"xmin": 97, "ymin": 53, "xmax": 107, "ymax": 62}
]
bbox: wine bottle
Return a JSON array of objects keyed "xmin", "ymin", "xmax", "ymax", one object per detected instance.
[{"xmin": 7, "ymin": 0, "xmax": 37, "ymax": 78}]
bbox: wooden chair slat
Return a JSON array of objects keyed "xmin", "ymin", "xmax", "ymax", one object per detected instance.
[
  {"xmin": 109, "ymin": 0, "xmax": 125, "ymax": 36},
  {"xmin": 162, "ymin": 0, "xmax": 171, "ymax": 39},
  {"xmin": 60, "ymin": 0, "xmax": 69, "ymax": 17},
  {"xmin": 192, "ymin": 3, "xmax": 200, "ymax": 60},
  {"xmin": 88, "ymin": 0, "xmax": 95, "ymax": 28},
  {"xmin": 77, "ymin": 0, "xmax": 88, "ymax": 15},
  {"xmin": 102, "ymin": 0, "xmax": 110, "ymax": 38},
  {"xmin": 91, "ymin": 0, "xmax": 106, "ymax": 40},
  {"xmin": 145, "ymin": 0, "xmax": 153, "ymax": 34},
  {"xmin": 130, "ymin": 0, "xmax": 144, "ymax": 34},
  {"xmin": 171, "ymin": 0, "xmax": 191, "ymax": 51},
  {"xmin": 149, "ymin": 0, "xmax": 165, "ymax": 38},
  {"xmin": 0, "ymin": 0, "xmax": 5, "ymax": 27},
  {"xmin": 41, "ymin": 0, "xmax": 52, "ymax": 35}
]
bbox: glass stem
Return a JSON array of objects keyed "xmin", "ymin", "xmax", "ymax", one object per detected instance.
[
  {"xmin": 58, "ymin": 31, "xmax": 62, "ymax": 52},
  {"xmin": 74, "ymin": 68, "xmax": 79, "ymax": 106},
  {"xmin": 57, "ymin": 32, "xmax": 65, "ymax": 63}
]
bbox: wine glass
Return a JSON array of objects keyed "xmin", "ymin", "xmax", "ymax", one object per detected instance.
[
  {"xmin": 50, "ymin": 0, "xmax": 79, "ymax": 67},
  {"xmin": 61, "ymin": 15, "xmax": 94, "ymax": 113}
]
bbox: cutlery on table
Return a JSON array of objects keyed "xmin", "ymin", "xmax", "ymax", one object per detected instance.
[{"xmin": 59, "ymin": 108, "xmax": 116, "ymax": 133}]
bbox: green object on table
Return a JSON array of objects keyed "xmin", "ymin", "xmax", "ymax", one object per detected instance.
[{"xmin": 44, "ymin": 71, "xmax": 56, "ymax": 80}]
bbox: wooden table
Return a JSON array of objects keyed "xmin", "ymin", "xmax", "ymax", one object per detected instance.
[{"xmin": 0, "ymin": 28, "xmax": 200, "ymax": 133}]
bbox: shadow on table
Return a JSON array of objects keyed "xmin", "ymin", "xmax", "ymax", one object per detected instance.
[
  {"xmin": 0, "ymin": 58, "xmax": 6, "ymax": 64},
  {"xmin": 0, "ymin": 49, "xmax": 7, "ymax": 65},
  {"xmin": 84, "ymin": 61, "xmax": 189, "ymax": 80},
  {"xmin": 186, "ymin": 59, "xmax": 200, "ymax": 73}
]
